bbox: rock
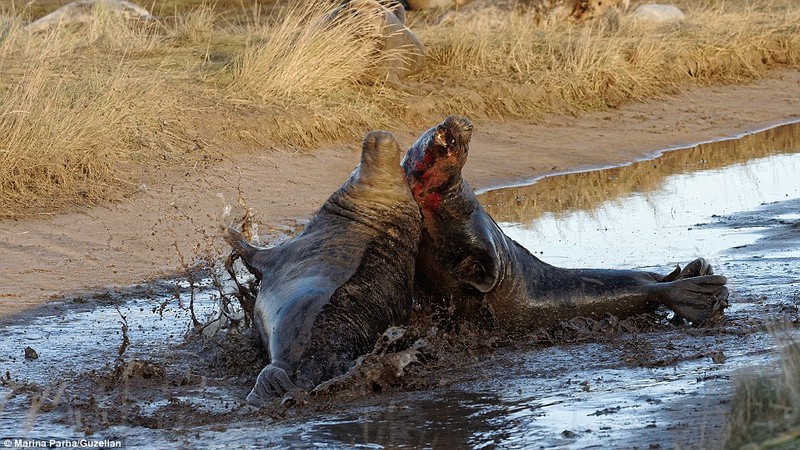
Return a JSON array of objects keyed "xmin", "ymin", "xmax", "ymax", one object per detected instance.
[
  {"xmin": 332, "ymin": 0, "xmax": 425, "ymax": 86},
  {"xmin": 631, "ymin": 4, "xmax": 685, "ymax": 24},
  {"xmin": 407, "ymin": 0, "xmax": 470, "ymax": 10},
  {"xmin": 24, "ymin": 0, "xmax": 154, "ymax": 34}
]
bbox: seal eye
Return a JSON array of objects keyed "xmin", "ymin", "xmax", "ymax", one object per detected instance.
[{"xmin": 432, "ymin": 126, "xmax": 450, "ymax": 151}]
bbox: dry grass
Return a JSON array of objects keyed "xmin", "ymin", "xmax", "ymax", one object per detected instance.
[
  {"xmin": 0, "ymin": 0, "xmax": 799, "ymax": 216},
  {"xmin": 417, "ymin": 0, "xmax": 800, "ymax": 117},
  {"xmin": 225, "ymin": 1, "xmax": 409, "ymax": 143},
  {"xmin": 0, "ymin": 8, "xmax": 186, "ymax": 216},
  {"xmin": 230, "ymin": 1, "xmax": 384, "ymax": 102},
  {"xmin": 723, "ymin": 331, "xmax": 800, "ymax": 449}
]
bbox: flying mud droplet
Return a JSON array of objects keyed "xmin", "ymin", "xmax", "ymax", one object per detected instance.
[{"xmin": 24, "ymin": 346, "xmax": 39, "ymax": 360}]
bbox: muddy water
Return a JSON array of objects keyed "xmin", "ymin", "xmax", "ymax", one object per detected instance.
[{"xmin": 2, "ymin": 121, "xmax": 800, "ymax": 448}]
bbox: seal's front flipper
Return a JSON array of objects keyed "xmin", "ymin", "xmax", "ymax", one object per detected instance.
[
  {"xmin": 655, "ymin": 274, "xmax": 729, "ymax": 325},
  {"xmin": 677, "ymin": 258, "xmax": 713, "ymax": 278},
  {"xmin": 246, "ymin": 364, "xmax": 300, "ymax": 406},
  {"xmin": 224, "ymin": 227, "xmax": 271, "ymax": 280},
  {"xmin": 457, "ymin": 254, "xmax": 500, "ymax": 293}
]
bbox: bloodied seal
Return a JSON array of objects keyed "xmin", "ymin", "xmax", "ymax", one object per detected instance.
[
  {"xmin": 225, "ymin": 131, "xmax": 420, "ymax": 405},
  {"xmin": 402, "ymin": 116, "xmax": 729, "ymax": 331}
]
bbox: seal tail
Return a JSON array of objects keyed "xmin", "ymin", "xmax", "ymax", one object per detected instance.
[{"xmin": 224, "ymin": 227, "xmax": 268, "ymax": 280}]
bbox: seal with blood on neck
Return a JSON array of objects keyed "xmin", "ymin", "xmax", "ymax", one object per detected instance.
[
  {"xmin": 402, "ymin": 116, "xmax": 728, "ymax": 331},
  {"xmin": 225, "ymin": 131, "xmax": 420, "ymax": 405}
]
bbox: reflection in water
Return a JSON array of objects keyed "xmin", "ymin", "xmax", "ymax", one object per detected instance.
[
  {"xmin": 480, "ymin": 120, "xmax": 800, "ymax": 225},
  {"xmin": 480, "ymin": 121, "xmax": 800, "ymax": 270},
  {"xmin": 308, "ymin": 392, "xmax": 512, "ymax": 449}
]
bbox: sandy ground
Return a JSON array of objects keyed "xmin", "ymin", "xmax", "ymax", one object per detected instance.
[{"xmin": 1, "ymin": 70, "xmax": 799, "ymax": 318}]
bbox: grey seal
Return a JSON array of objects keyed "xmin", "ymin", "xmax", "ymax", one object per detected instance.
[
  {"xmin": 402, "ymin": 116, "xmax": 728, "ymax": 331},
  {"xmin": 226, "ymin": 130, "xmax": 420, "ymax": 404}
]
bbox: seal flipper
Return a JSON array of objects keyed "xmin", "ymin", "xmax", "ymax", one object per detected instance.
[
  {"xmin": 224, "ymin": 227, "xmax": 271, "ymax": 280},
  {"xmin": 676, "ymin": 258, "xmax": 714, "ymax": 278},
  {"xmin": 654, "ymin": 274, "xmax": 729, "ymax": 325},
  {"xmin": 660, "ymin": 257, "xmax": 713, "ymax": 282},
  {"xmin": 456, "ymin": 207, "xmax": 504, "ymax": 293},
  {"xmin": 246, "ymin": 363, "xmax": 300, "ymax": 406},
  {"xmin": 457, "ymin": 254, "xmax": 500, "ymax": 293}
]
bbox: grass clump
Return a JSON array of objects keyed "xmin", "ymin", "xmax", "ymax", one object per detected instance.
[
  {"xmin": 0, "ymin": 10, "xmax": 185, "ymax": 217},
  {"xmin": 417, "ymin": 0, "xmax": 800, "ymax": 117},
  {"xmin": 0, "ymin": 60, "xmax": 175, "ymax": 215},
  {"xmin": 230, "ymin": 1, "xmax": 385, "ymax": 103},
  {"xmin": 724, "ymin": 334, "xmax": 800, "ymax": 449}
]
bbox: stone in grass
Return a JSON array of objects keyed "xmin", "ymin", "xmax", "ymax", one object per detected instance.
[
  {"xmin": 631, "ymin": 4, "xmax": 685, "ymax": 24},
  {"xmin": 24, "ymin": 0, "xmax": 154, "ymax": 34}
]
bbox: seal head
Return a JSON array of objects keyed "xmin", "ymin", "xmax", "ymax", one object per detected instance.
[
  {"xmin": 403, "ymin": 116, "xmax": 504, "ymax": 321},
  {"xmin": 403, "ymin": 115, "xmax": 473, "ymax": 213}
]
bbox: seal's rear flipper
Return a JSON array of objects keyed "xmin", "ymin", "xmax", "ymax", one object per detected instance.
[
  {"xmin": 661, "ymin": 258, "xmax": 714, "ymax": 282},
  {"xmin": 677, "ymin": 258, "xmax": 713, "ymax": 277},
  {"xmin": 657, "ymin": 274, "xmax": 729, "ymax": 326},
  {"xmin": 224, "ymin": 227, "xmax": 269, "ymax": 280}
]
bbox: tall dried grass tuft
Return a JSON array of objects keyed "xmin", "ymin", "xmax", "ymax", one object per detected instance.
[
  {"xmin": 164, "ymin": 3, "xmax": 220, "ymax": 45},
  {"xmin": 18, "ymin": 1, "xmax": 163, "ymax": 55},
  {"xmin": 229, "ymin": 1, "xmax": 392, "ymax": 104},
  {"xmin": 724, "ymin": 332, "xmax": 800, "ymax": 449}
]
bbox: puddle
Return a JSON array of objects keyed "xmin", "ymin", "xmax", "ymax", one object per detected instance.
[{"xmin": 2, "ymin": 121, "xmax": 800, "ymax": 448}]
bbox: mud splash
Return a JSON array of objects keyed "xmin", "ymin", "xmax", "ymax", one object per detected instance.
[{"xmin": 2, "ymin": 121, "xmax": 800, "ymax": 448}]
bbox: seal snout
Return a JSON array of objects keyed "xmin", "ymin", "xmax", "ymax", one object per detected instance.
[
  {"xmin": 442, "ymin": 116, "xmax": 473, "ymax": 144},
  {"xmin": 432, "ymin": 116, "xmax": 473, "ymax": 159},
  {"xmin": 362, "ymin": 130, "xmax": 402, "ymax": 170}
]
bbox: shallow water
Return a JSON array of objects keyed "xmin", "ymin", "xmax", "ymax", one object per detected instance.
[
  {"xmin": 480, "ymin": 122, "xmax": 800, "ymax": 294},
  {"xmin": 2, "ymin": 121, "xmax": 800, "ymax": 448}
]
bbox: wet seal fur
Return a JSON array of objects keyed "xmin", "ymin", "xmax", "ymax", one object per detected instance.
[
  {"xmin": 225, "ymin": 131, "xmax": 420, "ymax": 405},
  {"xmin": 402, "ymin": 116, "xmax": 729, "ymax": 331}
]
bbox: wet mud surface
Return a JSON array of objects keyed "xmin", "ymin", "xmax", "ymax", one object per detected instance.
[{"xmin": 2, "ymin": 121, "xmax": 800, "ymax": 448}]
